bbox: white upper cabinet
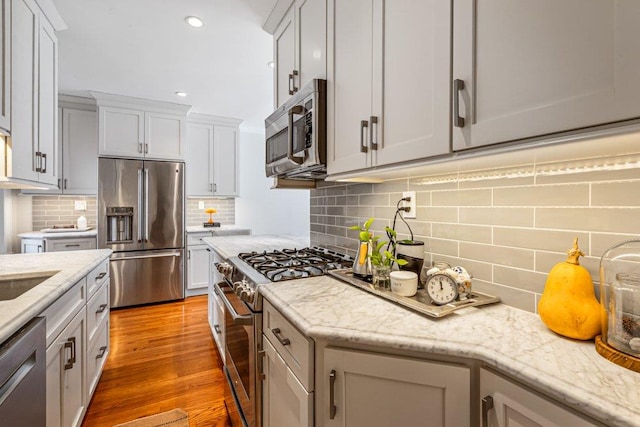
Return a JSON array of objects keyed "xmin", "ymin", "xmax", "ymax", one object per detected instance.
[
  {"xmin": 92, "ymin": 92, "xmax": 190, "ymax": 161},
  {"xmin": 327, "ymin": 0, "xmax": 451, "ymax": 175},
  {"xmin": 273, "ymin": 0, "xmax": 326, "ymax": 108},
  {"xmin": 185, "ymin": 113, "xmax": 241, "ymax": 197},
  {"xmin": 453, "ymin": 0, "xmax": 640, "ymax": 151},
  {"xmin": 62, "ymin": 107, "xmax": 98, "ymax": 194},
  {"xmin": 0, "ymin": 0, "xmax": 11, "ymax": 134},
  {"xmin": 9, "ymin": 0, "xmax": 64, "ymax": 188}
]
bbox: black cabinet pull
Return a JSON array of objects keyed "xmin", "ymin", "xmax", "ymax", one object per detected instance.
[
  {"xmin": 96, "ymin": 304, "xmax": 108, "ymax": 314},
  {"xmin": 482, "ymin": 395, "xmax": 494, "ymax": 427},
  {"xmin": 271, "ymin": 328, "xmax": 290, "ymax": 346},
  {"xmin": 329, "ymin": 370, "xmax": 337, "ymax": 419},
  {"xmin": 453, "ymin": 79, "xmax": 466, "ymax": 128},
  {"xmin": 96, "ymin": 346, "xmax": 107, "ymax": 359},
  {"xmin": 64, "ymin": 337, "xmax": 76, "ymax": 369}
]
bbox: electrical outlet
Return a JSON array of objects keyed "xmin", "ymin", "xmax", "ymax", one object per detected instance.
[
  {"xmin": 402, "ymin": 191, "xmax": 416, "ymax": 219},
  {"xmin": 198, "ymin": 201, "xmax": 205, "ymax": 209},
  {"xmin": 74, "ymin": 200, "xmax": 86, "ymax": 211}
]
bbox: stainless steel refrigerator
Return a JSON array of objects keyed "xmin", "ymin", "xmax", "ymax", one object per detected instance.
[{"xmin": 98, "ymin": 157, "xmax": 185, "ymax": 308}]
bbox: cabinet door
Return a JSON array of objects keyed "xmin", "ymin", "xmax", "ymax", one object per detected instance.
[
  {"xmin": 46, "ymin": 237, "xmax": 97, "ymax": 252},
  {"xmin": 480, "ymin": 368, "xmax": 600, "ymax": 427},
  {"xmin": 21, "ymin": 238, "xmax": 44, "ymax": 253},
  {"xmin": 326, "ymin": 0, "xmax": 372, "ymax": 175},
  {"xmin": 145, "ymin": 111, "xmax": 185, "ymax": 160},
  {"xmin": 453, "ymin": 0, "xmax": 640, "ymax": 151},
  {"xmin": 211, "ymin": 286, "xmax": 225, "ymax": 361},
  {"xmin": 0, "ymin": 0, "xmax": 10, "ymax": 133},
  {"xmin": 186, "ymin": 121, "xmax": 214, "ymax": 196},
  {"xmin": 62, "ymin": 109, "xmax": 98, "ymax": 194},
  {"xmin": 323, "ymin": 348, "xmax": 470, "ymax": 427},
  {"xmin": 374, "ymin": 0, "xmax": 451, "ymax": 166},
  {"xmin": 10, "ymin": 0, "xmax": 39, "ymax": 183},
  {"xmin": 37, "ymin": 16, "xmax": 59, "ymax": 186},
  {"xmin": 46, "ymin": 309, "xmax": 86, "ymax": 427},
  {"xmin": 187, "ymin": 244, "xmax": 210, "ymax": 290},
  {"xmin": 274, "ymin": 6, "xmax": 295, "ymax": 108},
  {"xmin": 295, "ymin": 0, "xmax": 326, "ymax": 89},
  {"xmin": 212, "ymin": 125, "xmax": 238, "ymax": 196},
  {"xmin": 263, "ymin": 336, "xmax": 313, "ymax": 427},
  {"xmin": 86, "ymin": 315, "xmax": 109, "ymax": 398},
  {"xmin": 98, "ymin": 106, "xmax": 144, "ymax": 157}
]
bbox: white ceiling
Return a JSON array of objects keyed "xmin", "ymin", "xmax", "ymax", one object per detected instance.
[{"xmin": 52, "ymin": 0, "xmax": 278, "ymax": 131}]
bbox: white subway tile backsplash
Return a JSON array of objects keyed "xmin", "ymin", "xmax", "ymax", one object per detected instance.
[
  {"xmin": 460, "ymin": 242, "xmax": 534, "ymax": 270},
  {"xmin": 591, "ymin": 181, "xmax": 640, "ymax": 206},
  {"xmin": 432, "ymin": 188, "xmax": 492, "ymax": 207},
  {"xmin": 493, "ymin": 184, "xmax": 589, "ymax": 207},
  {"xmin": 493, "ymin": 228, "xmax": 589, "ymax": 252},
  {"xmin": 459, "ymin": 207, "xmax": 534, "ymax": 227},
  {"xmin": 536, "ymin": 207, "xmax": 640, "ymax": 234},
  {"xmin": 432, "ymin": 223, "xmax": 492, "ymax": 244}
]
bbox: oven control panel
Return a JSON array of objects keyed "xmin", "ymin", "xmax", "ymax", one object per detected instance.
[{"xmin": 233, "ymin": 279, "xmax": 255, "ymax": 304}]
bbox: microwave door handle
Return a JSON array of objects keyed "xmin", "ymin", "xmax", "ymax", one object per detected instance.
[{"xmin": 287, "ymin": 105, "xmax": 305, "ymax": 165}]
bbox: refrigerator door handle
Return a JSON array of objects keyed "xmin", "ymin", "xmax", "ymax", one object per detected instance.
[
  {"xmin": 144, "ymin": 167, "xmax": 149, "ymax": 242},
  {"xmin": 137, "ymin": 168, "xmax": 143, "ymax": 243},
  {"xmin": 114, "ymin": 253, "xmax": 181, "ymax": 260}
]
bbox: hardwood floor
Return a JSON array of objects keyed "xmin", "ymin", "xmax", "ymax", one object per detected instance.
[{"xmin": 81, "ymin": 295, "xmax": 230, "ymax": 427}]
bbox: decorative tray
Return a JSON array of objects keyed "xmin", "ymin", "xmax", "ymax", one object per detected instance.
[{"xmin": 328, "ymin": 269, "xmax": 501, "ymax": 318}]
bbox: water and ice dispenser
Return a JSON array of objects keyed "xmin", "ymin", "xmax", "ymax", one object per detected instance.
[{"xmin": 106, "ymin": 207, "xmax": 133, "ymax": 243}]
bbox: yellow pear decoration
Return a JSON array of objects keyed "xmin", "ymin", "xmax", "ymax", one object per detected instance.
[{"xmin": 538, "ymin": 238, "xmax": 601, "ymax": 340}]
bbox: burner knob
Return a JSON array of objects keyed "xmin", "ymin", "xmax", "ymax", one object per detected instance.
[
  {"xmin": 246, "ymin": 290, "xmax": 255, "ymax": 303},
  {"xmin": 239, "ymin": 289, "xmax": 250, "ymax": 302},
  {"xmin": 232, "ymin": 280, "xmax": 244, "ymax": 292}
]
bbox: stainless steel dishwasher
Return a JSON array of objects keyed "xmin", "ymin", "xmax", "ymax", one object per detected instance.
[{"xmin": 0, "ymin": 317, "xmax": 46, "ymax": 426}]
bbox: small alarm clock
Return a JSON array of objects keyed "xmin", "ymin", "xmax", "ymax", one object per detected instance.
[{"xmin": 424, "ymin": 262, "xmax": 472, "ymax": 305}]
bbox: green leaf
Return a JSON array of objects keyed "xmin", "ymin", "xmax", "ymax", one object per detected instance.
[
  {"xmin": 396, "ymin": 258, "xmax": 409, "ymax": 266},
  {"xmin": 363, "ymin": 217, "xmax": 375, "ymax": 231},
  {"xmin": 349, "ymin": 225, "xmax": 362, "ymax": 231},
  {"xmin": 385, "ymin": 226, "xmax": 397, "ymax": 238},
  {"xmin": 359, "ymin": 231, "xmax": 370, "ymax": 242}
]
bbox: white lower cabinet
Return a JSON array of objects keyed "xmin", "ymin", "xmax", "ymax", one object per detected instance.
[
  {"xmin": 322, "ymin": 347, "xmax": 470, "ymax": 427},
  {"xmin": 42, "ymin": 259, "xmax": 110, "ymax": 427},
  {"xmin": 479, "ymin": 368, "xmax": 600, "ymax": 427},
  {"xmin": 263, "ymin": 336, "xmax": 313, "ymax": 427},
  {"xmin": 186, "ymin": 232, "xmax": 211, "ymax": 295},
  {"xmin": 20, "ymin": 235, "xmax": 97, "ymax": 253},
  {"xmin": 46, "ymin": 304, "xmax": 86, "ymax": 427}
]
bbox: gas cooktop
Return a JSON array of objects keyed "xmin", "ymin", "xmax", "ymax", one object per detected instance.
[{"xmin": 237, "ymin": 246, "xmax": 353, "ymax": 282}]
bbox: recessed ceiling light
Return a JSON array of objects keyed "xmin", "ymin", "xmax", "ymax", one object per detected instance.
[
  {"xmin": 175, "ymin": 91, "xmax": 187, "ymax": 97},
  {"xmin": 185, "ymin": 16, "xmax": 204, "ymax": 28}
]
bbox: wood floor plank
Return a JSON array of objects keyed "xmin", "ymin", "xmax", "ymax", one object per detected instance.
[{"xmin": 81, "ymin": 295, "xmax": 230, "ymax": 427}]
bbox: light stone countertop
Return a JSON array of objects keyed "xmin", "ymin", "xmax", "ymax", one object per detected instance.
[
  {"xmin": 202, "ymin": 234, "xmax": 310, "ymax": 259},
  {"xmin": 186, "ymin": 225, "xmax": 252, "ymax": 235},
  {"xmin": 18, "ymin": 229, "xmax": 98, "ymax": 238},
  {"xmin": 0, "ymin": 249, "xmax": 112, "ymax": 343},
  {"xmin": 259, "ymin": 276, "xmax": 640, "ymax": 427}
]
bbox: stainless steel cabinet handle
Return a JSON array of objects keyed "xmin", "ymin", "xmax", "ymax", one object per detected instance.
[
  {"xmin": 144, "ymin": 143, "xmax": 149, "ymax": 154},
  {"xmin": 453, "ymin": 79, "xmax": 465, "ymax": 128},
  {"xmin": 271, "ymin": 328, "xmax": 290, "ymax": 346},
  {"xmin": 360, "ymin": 120, "xmax": 369, "ymax": 153},
  {"xmin": 209, "ymin": 183, "xmax": 213, "ymax": 192},
  {"xmin": 96, "ymin": 346, "xmax": 107, "ymax": 359},
  {"xmin": 213, "ymin": 324, "xmax": 221, "ymax": 334},
  {"xmin": 214, "ymin": 183, "xmax": 217, "ymax": 192},
  {"xmin": 288, "ymin": 70, "xmax": 299, "ymax": 95},
  {"xmin": 64, "ymin": 337, "xmax": 76, "ymax": 370},
  {"xmin": 95, "ymin": 272, "xmax": 107, "ymax": 281},
  {"xmin": 41, "ymin": 153, "xmax": 47, "ymax": 173},
  {"xmin": 57, "ymin": 178, "xmax": 61, "ymax": 188},
  {"xmin": 187, "ymin": 249, "xmax": 191, "ymax": 260},
  {"xmin": 35, "ymin": 151, "xmax": 41, "ymax": 172},
  {"xmin": 292, "ymin": 69, "xmax": 298, "ymax": 93},
  {"xmin": 288, "ymin": 73, "xmax": 294, "ymax": 95},
  {"xmin": 482, "ymin": 395, "xmax": 494, "ymax": 427},
  {"xmin": 138, "ymin": 143, "xmax": 143, "ymax": 153},
  {"xmin": 96, "ymin": 304, "xmax": 108, "ymax": 314},
  {"xmin": 369, "ymin": 116, "xmax": 378, "ymax": 150},
  {"xmin": 329, "ymin": 370, "xmax": 337, "ymax": 419},
  {"xmin": 64, "ymin": 179, "xmax": 68, "ymax": 189}
]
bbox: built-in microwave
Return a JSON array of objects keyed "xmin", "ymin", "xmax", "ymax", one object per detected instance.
[{"xmin": 265, "ymin": 79, "xmax": 326, "ymax": 181}]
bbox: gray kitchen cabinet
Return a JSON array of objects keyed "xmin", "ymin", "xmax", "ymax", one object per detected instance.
[
  {"xmin": 92, "ymin": 92, "xmax": 190, "ymax": 161},
  {"xmin": 273, "ymin": 0, "xmax": 326, "ymax": 108},
  {"xmin": 21, "ymin": 235, "xmax": 97, "ymax": 253},
  {"xmin": 0, "ymin": 0, "xmax": 10, "ymax": 134},
  {"xmin": 326, "ymin": 0, "xmax": 450, "ymax": 176},
  {"xmin": 185, "ymin": 113, "xmax": 241, "ymax": 197},
  {"xmin": 9, "ymin": 0, "xmax": 62, "ymax": 188},
  {"xmin": 43, "ymin": 259, "xmax": 110, "ymax": 427},
  {"xmin": 321, "ymin": 347, "xmax": 470, "ymax": 427},
  {"xmin": 23, "ymin": 100, "xmax": 98, "ymax": 195},
  {"xmin": 479, "ymin": 368, "xmax": 600, "ymax": 427},
  {"xmin": 453, "ymin": 1, "xmax": 640, "ymax": 151}
]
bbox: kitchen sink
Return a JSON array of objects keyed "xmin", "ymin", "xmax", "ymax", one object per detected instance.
[{"xmin": 0, "ymin": 271, "xmax": 59, "ymax": 301}]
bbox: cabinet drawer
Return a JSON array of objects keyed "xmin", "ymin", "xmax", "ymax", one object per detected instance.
[
  {"xmin": 86, "ymin": 259, "xmax": 109, "ymax": 298},
  {"xmin": 187, "ymin": 232, "xmax": 211, "ymax": 246},
  {"xmin": 41, "ymin": 277, "xmax": 86, "ymax": 348},
  {"xmin": 263, "ymin": 299, "xmax": 314, "ymax": 391},
  {"xmin": 86, "ymin": 279, "xmax": 109, "ymax": 343},
  {"xmin": 86, "ymin": 316, "xmax": 109, "ymax": 397},
  {"xmin": 46, "ymin": 237, "xmax": 96, "ymax": 252}
]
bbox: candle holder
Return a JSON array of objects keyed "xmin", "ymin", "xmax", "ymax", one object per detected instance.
[{"xmin": 203, "ymin": 208, "xmax": 220, "ymax": 227}]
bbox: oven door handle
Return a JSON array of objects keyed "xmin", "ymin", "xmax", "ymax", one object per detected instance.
[{"xmin": 214, "ymin": 282, "xmax": 254, "ymax": 326}]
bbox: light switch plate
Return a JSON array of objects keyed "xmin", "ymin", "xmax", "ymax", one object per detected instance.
[
  {"xmin": 74, "ymin": 200, "xmax": 86, "ymax": 211},
  {"xmin": 198, "ymin": 201, "xmax": 205, "ymax": 209},
  {"xmin": 402, "ymin": 191, "xmax": 416, "ymax": 219}
]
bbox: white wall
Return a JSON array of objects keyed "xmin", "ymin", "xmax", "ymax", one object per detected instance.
[{"xmin": 235, "ymin": 131, "xmax": 310, "ymax": 236}]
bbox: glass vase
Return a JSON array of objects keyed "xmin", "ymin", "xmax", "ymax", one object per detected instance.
[{"xmin": 372, "ymin": 265, "xmax": 391, "ymax": 290}]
